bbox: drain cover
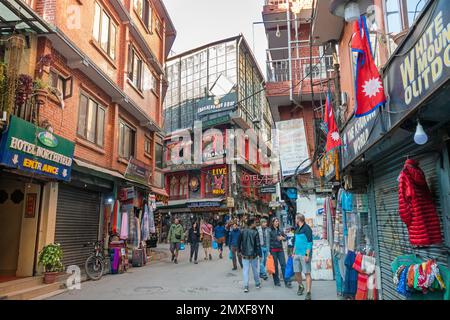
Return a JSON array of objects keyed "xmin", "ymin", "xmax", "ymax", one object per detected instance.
[
  {"xmin": 182, "ymin": 287, "xmax": 209, "ymax": 294},
  {"xmin": 226, "ymin": 273, "xmax": 237, "ymax": 278},
  {"xmin": 133, "ymin": 286, "xmax": 165, "ymax": 294}
]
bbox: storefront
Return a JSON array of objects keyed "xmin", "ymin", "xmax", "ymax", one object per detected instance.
[
  {"xmin": 339, "ymin": 0, "xmax": 450, "ymax": 300},
  {"xmin": 0, "ymin": 116, "xmax": 75, "ymax": 278}
]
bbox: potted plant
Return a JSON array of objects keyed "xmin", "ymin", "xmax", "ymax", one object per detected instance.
[
  {"xmin": 33, "ymin": 78, "xmax": 49, "ymax": 105},
  {"xmin": 38, "ymin": 243, "xmax": 64, "ymax": 284},
  {"xmin": 15, "ymin": 74, "xmax": 33, "ymax": 107}
]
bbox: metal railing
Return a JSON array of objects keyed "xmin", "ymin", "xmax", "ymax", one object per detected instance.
[
  {"xmin": 266, "ymin": 55, "xmax": 334, "ymax": 83},
  {"xmin": 265, "ymin": 0, "xmax": 287, "ymax": 5}
]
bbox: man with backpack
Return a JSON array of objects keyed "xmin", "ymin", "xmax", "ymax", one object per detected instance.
[
  {"xmin": 168, "ymin": 218, "xmax": 184, "ymax": 264},
  {"xmin": 292, "ymin": 214, "xmax": 313, "ymax": 300}
]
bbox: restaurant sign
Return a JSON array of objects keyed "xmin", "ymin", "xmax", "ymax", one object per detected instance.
[
  {"xmin": 260, "ymin": 185, "xmax": 277, "ymax": 194},
  {"xmin": 124, "ymin": 157, "xmax": 151, "ymax": 186},
  {"xmin": 385, "ymin": 0, "xmax": 450, "ymax": 128},
  {"xmin": 0, "ymin": 116, "xmax": 75, "ymax": 181}
]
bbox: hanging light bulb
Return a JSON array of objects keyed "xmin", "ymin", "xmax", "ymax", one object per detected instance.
[
  {"xmin": 344, "ymin": 1, "xmax": 360, "ymax": 22},
  {"xmin": 414, "ymin": 120, "xmax": 428, "ymax": 145},
  {"xmin": 276, "ymin": 24, "xmax": 281, "ymax": 38}
]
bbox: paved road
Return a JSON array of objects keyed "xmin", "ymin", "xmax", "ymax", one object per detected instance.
[{"xmin": 51, "ymin": 244, "xmax": 338, "ymax": 300}]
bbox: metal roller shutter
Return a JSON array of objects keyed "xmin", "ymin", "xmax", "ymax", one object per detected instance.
[
  {"xmin": 55, "ymin": 185, "xmax": 101, "ymax": 270},
  {"xmin": 372, "ymin": 144, "xmax": 447, "ymax": 300}
]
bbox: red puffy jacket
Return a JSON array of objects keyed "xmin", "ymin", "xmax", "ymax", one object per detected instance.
[{"xmin": 398, "ymin": 159, "xmax": 442, "ymax": 246}]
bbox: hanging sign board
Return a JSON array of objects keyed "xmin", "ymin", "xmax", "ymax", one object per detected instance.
[
  {"xmin": 124, "ymin": 157, "xmax": 151, "ymax": 186},
  {"xmin": 384, "ymin": 0, "xmax": 450, "ymax": 130},
  {"xmin": 0, "ymin": 116, "xmax": 75, "ymax": 181},
  {"xmin": 197, "ymin": 92, "xmax": 237, "ymax": 118},
  {"xmin": 260, "ymin": 185, "xmax": 277, "ymax": 194}
]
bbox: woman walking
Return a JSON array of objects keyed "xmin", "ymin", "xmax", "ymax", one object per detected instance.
[
  {"xmin": 268, "ymin": 218, "xmax": 292, "ymax": 288},
  {"xmin": 188, "ymin": 221, "xmax": 201, "ymax": 264},
  {"xmin": 201, "ymin": 218, "xmax": 214, "ymax": 260},
  {"xmin": 214, "ymin": 221, "xmax": 226, "ymax": 259}
]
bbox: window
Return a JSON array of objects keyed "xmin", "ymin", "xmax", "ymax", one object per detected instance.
[
  {"xmin": 119, "ymin": 121, "xmax": 136, "ymax": 159},
  {"xmin": 128, "ymin": 46, "xmax": 144, "ymax": 91},
  {"xmin": 385, "ymin": 0, "xmax": 426, "ymax": 34},
  {"xmin": 144, "ymin": 137, "xmax": 152, "ymax": 156},
  {"xmin": 170, "ymin": 176, "xmax": 179, "ymax": 196},
  {"xmin": 155, "ymin": 16, "xmax": 162, "ymax": 37},
  {"xmin": 180, "ymin": 176, "xmax": 188, "ymax": 196},
  {"xmin": 92, "ymin": 2, "xmax": 117, "ymax": 60},
  {"xmin": 49, "ymin": 70, "xmax": 73, "ymax": 99},
  {"xmin": 143, "ymin": 67, "xmax": 158, "ymax": 93},
  {"xmin": 77, "ymin": 93, "xmax": 105, "ymax": 147},
  {"xmin": 134, "ymin": 0, "xmax": 152, "ymax": 30},
  {"xmin": 155, "ymin": 143, "xmax": 163, "ymax": 169}
]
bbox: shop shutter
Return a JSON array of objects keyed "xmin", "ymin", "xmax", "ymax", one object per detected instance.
[
  {"xmin": 372, "ymin": 144, "xmax": 447, "ymax": 300},
  {"xmin": 55, "ymin": 185, "xmax": 101, "ymax": 270}
]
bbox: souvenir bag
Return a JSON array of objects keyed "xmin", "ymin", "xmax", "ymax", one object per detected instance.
[
  {"xmin": 212, "ymin": 240, "xmax": 218, "ymax": 250},
  {"xmin": 266, "ymin": 254, "xmax": 276, "ymax": 275},
  {"xmin": 285, "ymin": 256, "xmax": 295, "ymax": 279},
  {"xmin": 179, "ymin": 243, "xmax": 185, "ymax": 251},
  {"xmin": 229, "ymin": 250, "xmax": 233, "ymax": 260}
]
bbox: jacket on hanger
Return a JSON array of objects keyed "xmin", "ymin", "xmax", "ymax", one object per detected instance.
[{"xmin": 398, "ymin": 159, "xmax": 442, "ymax": 246}]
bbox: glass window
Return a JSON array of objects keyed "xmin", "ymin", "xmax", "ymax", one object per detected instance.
[
  {"xmin": 385, "ymin": 0, "xmax": 402, "ymax": 34},
  {"xmin": 145, "ymin": 137, "xmax": 152, "ymax": 155},
  {"xmin": 128, "ymin": 47, "xmax": 144, "ymax": 91},
  {"xmin": 77, "ymin": 93, "xmax": 105, "ymax": 147},
  {"xmin": 406, "ymin": 0, "xmax": 425, "ymax": 26},
  {"xmin": 92, "ymin": 2, "xmax": 117, "ymax": 60},
  {"xmin": 119, "ymin": 121, "xmax": 136, "ymax": 159},
  {"xmin": 155, "ymin": 143, "xmax": 163, "ymax": 169}
]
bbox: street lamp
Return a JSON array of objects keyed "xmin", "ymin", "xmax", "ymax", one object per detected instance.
[{"xmin": 329, "ymin": 0, "xmax": 372, "ymax": 22}]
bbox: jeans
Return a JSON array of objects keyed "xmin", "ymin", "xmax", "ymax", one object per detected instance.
[
  {"xmin": 259, "ymin": 246, "xmax": 269, "ymax": 277},
  {"xmin": 242, "ymin": 258, "xmax": 260, "ymax": 289},
  {"xmin": 271, "ymin": 250, "xmax": 288, "ymax": 285},
  {"xmin": 190, "ymin": 242, "xmax": 199, "ymax": 261},
  {"xmin": 231, "ymin": 246, "xmax": 243, "ymax": 269}
]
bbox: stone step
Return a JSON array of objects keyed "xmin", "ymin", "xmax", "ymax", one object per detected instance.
[
  {"xmin": 30, "ymin": 288, "xmax": 67, "ymax": 300},
  {"xmin": 0, "ymin": 277, "xmax": 44, "ymax": 296},
  {"xmin": 4, "ymin": 282, "xmax": 63, "ymax": 300}
]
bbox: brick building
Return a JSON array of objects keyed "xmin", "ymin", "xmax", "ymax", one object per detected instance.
[{"xmin": 0, "ymin": 0, "xmax": 175, "ymax": 283}]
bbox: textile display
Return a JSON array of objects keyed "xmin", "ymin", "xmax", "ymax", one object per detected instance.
[
  {"xmin": 334, "ymin": 253, "xmax": 344, "ymax": 296},
  {"xmin": 141, "ymin": 205, "xmax": 150, "ymax": 241},
  {"xmin": 149, "ymin": 205, "xmax": 156, "ymax": 234},
  {"xmin": 119, "ymin": 211, "xmax": 129, "ymax": 240},
  {"xmin": 344, "ymin": 250, "xmax": 358, "ymax": 297},
  {"xmin": 111, "ymin": 200, "xmax": 120, "ymax": 234}
]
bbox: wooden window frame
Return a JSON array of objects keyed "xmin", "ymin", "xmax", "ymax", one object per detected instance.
[
  {"xmin": 92, "ymin": 1, "xmax": 117, "ymax": 61},
  {"xmin": 49, "ymin": 69, "xmax": 73, "ymax": 100},
  {"xmin": 118, "ymin": 119, "xmax": 137, "ymax": 159},
  {"xmin": 77, "ymin": 92, "xmax": 106, "ymax": 147}
]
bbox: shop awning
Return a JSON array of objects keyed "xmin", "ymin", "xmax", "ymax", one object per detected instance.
[
  {"xmin": 73, "ymin": 158, "xmax": 124, "ymax": 179},
  {"xmin": 0, "ymin": 0, "xmax": 54, "ymax": 35},
  {"xmin": 151, "ymin": 186, "xmax": 169, "ymax": 197}
]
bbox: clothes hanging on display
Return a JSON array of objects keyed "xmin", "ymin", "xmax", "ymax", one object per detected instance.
[
  {"xmin": 352, "ymin": 252, "xmax": 377, "ymax": 300},
  {"xmin": 398, "ymin": 159, "xmax": 442, "ymax": 246},
  {"xmin": 149, "ymin": 205, "xmax": 156, "ymax": 234},
  {"xmin": 334, "ymin": 252, "xmax": 344, "ymax": 296},
  {"xmin": 344, "ymin": 250, "xmax": 358, "ymax": 298},
  {"xmin": 111, "ymin": 200, "xmax": 120, "ymax": 234},
  {"xmin": 141, "ymin": 205, "xmax": 150, "ymax": 242},
  {"xmin": 120, "ymin": 211, "xmax": 129, "ymax": 240}
]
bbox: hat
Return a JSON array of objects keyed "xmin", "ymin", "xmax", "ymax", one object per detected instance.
[{"xmin": 260, "ymin": 218, "xmax": 267, "ymax": 224}]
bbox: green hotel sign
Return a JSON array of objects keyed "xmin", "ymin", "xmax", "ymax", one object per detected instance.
[
  {"xmin": 202, "ymin": 115, "xmax": 231, "ymax": 129},
  {"xmin": 0, "ymin": 116, "xmax": 75, "ymax": 181}
]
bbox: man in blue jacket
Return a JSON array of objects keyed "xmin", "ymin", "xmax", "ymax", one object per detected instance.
[
  {"xmin": 292, "ymin": 214, "xmax": 313, "ymax": 300},
  {"xmin": 229, "ymin": 221, "xmax": 243, "ymax": 270}
]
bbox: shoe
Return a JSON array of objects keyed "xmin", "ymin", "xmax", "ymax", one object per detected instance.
[
  {"xmin": 297, "ymin": 284, "xmax": 305, "ymax": 296},
  {"xmin": 209, "ymin": 254, "xmax": 212, "ymax": 260},
  {"xmin": 189, "ymin": 258, "xmax": 192, "ymax": 263},
  {"xmin": 256, "ymin": 284, "xmax": 261, "ymax": 289},
  {"xmin": 263, "ymin": 276, "xmax": 269, "ymax": 281},
  {"xmin": 244, "ymin": 287, "xmax": 249, "ymax": 293},
  {"xmin": 171, "ymin": 254, "xmax": 175, "ymax": 262},
  {"xmin": 275, "ymin": 283, "xmax": 281, "ymax": 287},
  {"xmin": 285, "ymin": 282, "xmax": 293, "ymax": 288},
  {"xmin": 174, "ymin": 259, "xmax": 178, "ymax": 264},
  {"xmin": 305, "ymin": 292, "xmax": 312, "ymax": 300},
  {"xmin": 219, "ymin": 253, "xmax": 223, "ymax": 259},
  {"xmin": 204, "ymin": 257, "xmax": 208, "ymax": 260},
  {"xmin": 194, "ymin": 261, "xmax": 198, "ymax": 264},
  {"xmin": 232, "ymin": 267, "xmax": 238, "ymax": 271}
]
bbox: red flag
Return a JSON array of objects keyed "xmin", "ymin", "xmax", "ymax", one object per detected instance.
[
  {"xmin": 352, "ymin": 16, "xmax": 386, "ymax": 117},
  {"xmin": 325, "ymin": 92, "xmax": 341, "ymax": 152}
]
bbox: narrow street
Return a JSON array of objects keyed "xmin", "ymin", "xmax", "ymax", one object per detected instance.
[{"xmin": 50, "ymin": 245, "xmax": 337, "ymax": 300}]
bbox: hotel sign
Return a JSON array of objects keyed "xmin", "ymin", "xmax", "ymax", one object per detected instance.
[
  {"xmin": 197, "ymin": 92, "xmax": 237, "ymax": 117},
  {"xmin": 0, "ymin": 116, "xmax": 75, "ymax": 181}
]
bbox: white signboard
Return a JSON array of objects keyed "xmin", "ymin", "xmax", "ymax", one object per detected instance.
[
  {"xmin": 276, "ymin": 119, "xmax": 311, "ymax": 177},
  {"xmin": 311, "ymin": 240, "xmax": 334, "ymax": 280}
]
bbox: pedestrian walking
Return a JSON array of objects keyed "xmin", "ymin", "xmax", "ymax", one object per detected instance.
[
  {"xmin": 256, "ymin": 218, "xmax": 270, "ymax": 280},
  {"xmin": 286, "ymin": 227, "xmax": 295, "ymax": 256},
  {"xmin": 200, "ymin": 219, "xmax": 214, "ymax": 260},
  {"xmin": 168, "ymin": 218, "xmax": 184, "ymax": 264},
  {"xmin": 214, "ymin": 221, "xmax": 226, "ymax": 259},
  {"xmin": 188, "ymin": 221, "xmax": 201, "ymax": 264},
  {"xmin": 292, "ymin": 214, "xmax": 313, "ymax": 300},
  {"xmin": 229, "ymin": 221, "xmax": 243, "ymax": 270},
  {"xmin": 268, "ymin": 217, "xmax": 292, "ymax": 288},
  {"xmin": 238, "ymin": 217, "xmax": 261, "ymax": 293}
]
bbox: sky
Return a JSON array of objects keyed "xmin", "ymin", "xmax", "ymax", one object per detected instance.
[{"xmin": 163, "ymin": 0, "xmax": 268, "ymax": 78}]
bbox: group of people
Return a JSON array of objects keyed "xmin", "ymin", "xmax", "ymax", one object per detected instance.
[{"xmin": 166, "ymin": 213, "xmax": 314, "ymax": 299}]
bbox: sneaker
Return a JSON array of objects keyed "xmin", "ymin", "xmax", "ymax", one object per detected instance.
[
  {"xmin": 232, "ymin": 267, "xmax": 238, "ymax": 271},
  {"xmin": 189, "ymin": 258, "xmax": 192, "ymax": 263},
  {"xmin": 174, "ymin": 259, "xmax": 178, "ymax": 264},
  {"xmin": 194, "ymin": 261, "xmax": 198, "ymax": 264},
  {"xmin": 244, "ymin": 287, "xmax": 249, "ymax": 293},
  {"xmin": 256, "ymin": 284, "xmax": 261, "ymax": 289},
  {"xmin": 219, "ymin": 253, "xmax": 223, "ymax": 259},
  {"xmin": 275, "ymin": 283, "xmax": 281, "ymax": 287},
  {"xmin": 297, "ymin": 284, "xmax": 305, "ymax": 296},
  {"xmin": 171, "ymin": 254, "xmax": 175, "ymax": 262},
  {"xmin": 263, "ymin": 276, "xmax": 269, "ymax": 281},
  {"xmin": 285, "ymin": 282, "xmax": 293, "ymax": 288},
  {"xmin": 305, "ymin": 292, "xmax": 312, "ymax": 300},
  {"xmin": 209, "ymin": 254, "xmax": 212, "ymax": 260}
]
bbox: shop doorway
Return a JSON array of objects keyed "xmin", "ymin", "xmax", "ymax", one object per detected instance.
[{"xmin": 0, "ymin": 178, "xmax": 24, "ymax": 276}]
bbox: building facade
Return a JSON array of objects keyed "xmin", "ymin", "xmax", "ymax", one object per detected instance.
[
  {"xmin": 0, "ymin": 0, "xmax": 175, "ymax": 278},
  {"xmin": 159, "ymin": 35, "xmax": 276, "ymax": 232},
  {"xmin": 313, "ymin": 0, "xmax": 450, "ymax": 300}
]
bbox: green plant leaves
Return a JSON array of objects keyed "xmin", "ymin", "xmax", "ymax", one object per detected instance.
[{"xmin": 38, "ymin": 243, "xmax": 64, "ymax": 272}]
